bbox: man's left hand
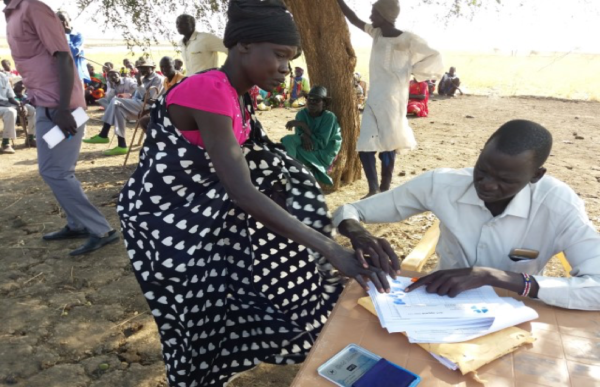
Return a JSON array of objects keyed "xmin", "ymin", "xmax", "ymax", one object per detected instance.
[
  {"xmin": 405, "ymin": 267, "xmax": 499, "ymax": 297},
  {"xmin": 53, "ymin": 108, "xmax": 78, "ymax": 137}
]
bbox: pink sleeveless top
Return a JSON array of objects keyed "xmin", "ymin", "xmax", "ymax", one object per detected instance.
[{"xmin": 166, "ymin": 70, "xmax": 251, "ymax": 148}]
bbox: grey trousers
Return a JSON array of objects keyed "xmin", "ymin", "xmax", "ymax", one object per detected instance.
[
  {"xmin": 96, "ymin": 96, "xmax": 113, "ymax": 109},
  {"xmin": 36, "ymin": 107, "xmax": 112, "ymax": 236},
  {"xmin": 101, "ymin": 97, "xmax": 143, "ymax": 138}
]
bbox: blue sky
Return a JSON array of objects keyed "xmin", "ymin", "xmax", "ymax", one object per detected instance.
[{"xmin": 1, "ymin": 0, "xmax": 598, "ymax": 53}]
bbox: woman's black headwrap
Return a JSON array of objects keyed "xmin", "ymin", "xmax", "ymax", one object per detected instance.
[{"xmin": 223, "ymin": 0, "xmax": 302, "ymax": 55}]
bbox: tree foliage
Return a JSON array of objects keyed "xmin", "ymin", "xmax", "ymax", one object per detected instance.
[
  {"xmin": 75, "ymin": 0, "xmax": 508, "ymax": 50},
  {"xmin": 422, "ymin": 0, "xmax": 502, "ymax": 19},
  {"xmin": 75, "ymin": 0, "xmax": 229, "ymax": 50}
]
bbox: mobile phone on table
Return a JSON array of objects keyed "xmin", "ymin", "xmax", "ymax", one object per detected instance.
[{"xmin": 318, "ymin": 344, "xmax": 420, "ymax": 387}]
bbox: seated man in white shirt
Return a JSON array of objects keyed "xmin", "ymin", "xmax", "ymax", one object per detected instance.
[
  {"xmin": 334, "ymin": 120, "xmax": 600, "ymax": 311},
  {"xmin": 96, "ymin": 70, "xmax": 137, "ymax": 109},
  {"xmin": 0, "ymin": 72, "xmax": 35, "ymax": 153}
]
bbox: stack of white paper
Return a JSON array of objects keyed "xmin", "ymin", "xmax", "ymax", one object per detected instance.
[{"xmin": 367, "ymin": 277, "xmax": 538, "ymax": 344}]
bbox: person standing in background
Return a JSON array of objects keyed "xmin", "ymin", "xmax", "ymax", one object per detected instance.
[
  {"xmin": 56, "ymin": 10, "xmax": 90, "ymax": 86},
  {"xmin": 176, "ymin": 14, "xmax": 228, "ymax": 74},
  {"xmin": 4, "ymin": 0, "xmax": 118, "ymax": 255},
  {"xmin": 337, "ymin": 0, "xmax": 444, "ymax": 198}
]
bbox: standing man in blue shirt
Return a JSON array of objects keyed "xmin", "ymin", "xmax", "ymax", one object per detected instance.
[{"xmin": 56, "ymin": 11, "xmax": 90, "ymax": 86}]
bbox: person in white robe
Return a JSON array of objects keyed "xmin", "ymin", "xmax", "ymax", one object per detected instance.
[{"xmin": 337, "ymin": 0, "xmax": 444, "ymax": 197}]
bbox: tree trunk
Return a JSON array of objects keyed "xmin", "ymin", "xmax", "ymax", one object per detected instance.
[{"xmin": 285, "ymin": 0, "xmax": 362, "ymax": 190}]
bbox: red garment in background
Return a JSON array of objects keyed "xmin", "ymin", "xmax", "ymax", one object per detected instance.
[
  {"xmin": 249, "ymin": 85, "xmax": 260, "ymax": 110},
  {"xmin": 407, "ymin": 80, "xmax": 430, "ymax": 118}
]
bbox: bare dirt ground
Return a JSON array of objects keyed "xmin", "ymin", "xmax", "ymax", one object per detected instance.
[{"xmin": 1, "ymin": 95, "xmax": 599, "ymax": 387}]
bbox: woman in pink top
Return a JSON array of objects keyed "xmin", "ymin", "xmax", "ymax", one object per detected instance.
[{"xmin": 117, "ymin": 1, "xmax": 397, "ymax": 386}]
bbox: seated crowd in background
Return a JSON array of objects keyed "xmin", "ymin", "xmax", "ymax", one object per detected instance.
[
  {"xmin": 84, "ymin": 63, "xmax": 107, "ymax": 105},
  {"xmin": 83, "ymin": 56, "xmax": 164, "ymax": 156}
]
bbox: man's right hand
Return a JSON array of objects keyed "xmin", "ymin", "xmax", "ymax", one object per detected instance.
[
  {"xmin": 53, "ymin": 109, "xmax": 77, "ymax": 137},
  {"xmin": 285, "ymin": 120, "xmax": 299, "ymax": 130}
]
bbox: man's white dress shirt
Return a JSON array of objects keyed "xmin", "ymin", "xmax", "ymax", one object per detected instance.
[
  {"xmin": 179, "ymin": 31, "xmax": 227, "ymax": 75},
  {"xmin": 333, "ymin": 168, "xmax": 600, "ymax": 310}
]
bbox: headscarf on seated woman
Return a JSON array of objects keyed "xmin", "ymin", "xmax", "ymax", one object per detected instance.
[{"xmin": 223, "ymin": 0, "xmax": 302, "ymax": 55}]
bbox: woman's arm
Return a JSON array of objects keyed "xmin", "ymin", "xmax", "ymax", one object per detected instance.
[{"xmin": 168, "ymin": 104, "xmax": 397, "ymax": 292}]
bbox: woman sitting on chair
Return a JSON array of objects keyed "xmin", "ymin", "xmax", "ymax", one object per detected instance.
[{"xmin": 282, "ymin": 86, "xmax": 342, "ymax": 186}]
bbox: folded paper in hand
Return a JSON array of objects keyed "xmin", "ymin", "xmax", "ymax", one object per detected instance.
[{"xmin": 42, "ymin": 107, "xmax": 89, "ymax": 149}]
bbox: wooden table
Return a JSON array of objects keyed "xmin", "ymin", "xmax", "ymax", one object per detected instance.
[{"xmin": 290, "ymin": 278, "xmax": 600, "ymax": 387}]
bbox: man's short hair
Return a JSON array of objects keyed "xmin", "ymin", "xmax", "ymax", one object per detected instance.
[
  {"xmin": 56, "ymin": 10, "xmax": 70, "ymax": 20},
  {"xmin": 177, "ymin": 14, "xmax": 195, "ymax": 27},
  {"xmin": 486, "ymin": 120, "xmax": 553, "ymax": 168},
  {"xmin": 160, "ymin": 56, "xmax": 174, "ymax": 64}
]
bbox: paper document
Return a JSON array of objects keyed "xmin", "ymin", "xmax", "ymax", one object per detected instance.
[
  {"xmin": 406, "ymin": 298, "xmax": 538, "ymax": 343},
  {"xmin": 368, "ymin": 276, "xmax": 538, "ymax": 343},
  {"xmin": 43, "ymin": 107, "xmax": 89, "ymax": 149}
]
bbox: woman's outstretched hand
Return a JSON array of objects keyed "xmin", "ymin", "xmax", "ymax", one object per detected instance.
[
  {"xmin": 338, "ymin": 219, "xmax": 401, "ymax": 280},
  {"xmin": 327, "ymin": 246, "xmax": 392, "ymax": 293}
]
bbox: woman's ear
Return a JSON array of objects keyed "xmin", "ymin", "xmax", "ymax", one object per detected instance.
[{"xmin": 237, "ymin": 42, "xmax": 252, "ymax": 54}]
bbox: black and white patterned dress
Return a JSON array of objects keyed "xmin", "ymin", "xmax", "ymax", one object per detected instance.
[{"xmin": 117, "ymin": 79, "xmax": 343, "ymax": 387}]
